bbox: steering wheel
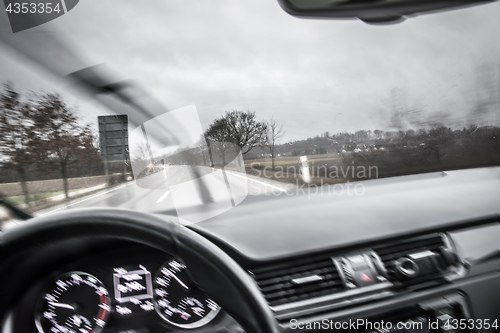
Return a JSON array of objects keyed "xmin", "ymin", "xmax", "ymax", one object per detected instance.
[{"xmin": 1, "ymin": 208, "xmax": 280, "ymax": 333}]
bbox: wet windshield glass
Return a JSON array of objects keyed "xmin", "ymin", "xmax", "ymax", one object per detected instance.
[{"xmin": 0, "ymin": 0, "xmax": 499, "ymax": 223}]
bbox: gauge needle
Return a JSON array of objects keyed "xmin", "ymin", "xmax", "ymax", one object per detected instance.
[
  {"xmin": 171, "ymin": 274, "xmax": 189, "ymax": 290},
  {"xmin": 48, "ymin": 302, "xmax": 75, "ymax": 310}
]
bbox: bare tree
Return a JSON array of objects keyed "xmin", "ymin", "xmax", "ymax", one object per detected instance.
[
  {"xmin": 198, "ymin": 137, "xmax": 211, "ymax": 167},
  {"xmin": 78, "ymin": 125, "xmax": 103, "ymax": 176},
  {"xmin": 205, "ymin": 110, "xmax": 268, "ymax": 164},
  {"xmin": 27, "ymin": 93, "xmax": 95, "ymax": 198},
  {"xmin": 205, "ymin": 119, "xmax": 232, "ymax": 166},
  {"xmin": 267, "ymin": 117, "xmax": 285, "ymax": 170},
  {"xmin": 0, "ymin": 83, "xmax": 33, "ymax": 205}
]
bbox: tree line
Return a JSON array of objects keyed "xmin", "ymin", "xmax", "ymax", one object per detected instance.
[
  {"xmin": 202, "ymin": 109, "xmax": 499, "ymax": 179},
  {"xmin": 0, "ymin": 83, "xmax": 102, "ymax": 205},
  {"xmin": 198, "ymin": 109, "xmax": 499, "ymax": 169},
  {"xmin": 271, "ymin": 126, "xmax": 500, "ymax": 156}
]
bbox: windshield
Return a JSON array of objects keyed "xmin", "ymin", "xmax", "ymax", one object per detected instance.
[{"xmin": 1, "ymin": 0, "xmax": 499, "ymax": 224}]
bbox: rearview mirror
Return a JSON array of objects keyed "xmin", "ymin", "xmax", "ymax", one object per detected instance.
[{"xmin": 276, "ymin": 0, "xmax": 493, "ymax": 23}]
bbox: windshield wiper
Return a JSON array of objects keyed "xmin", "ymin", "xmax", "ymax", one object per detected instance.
[{"xmin": 0, "ymin": 194, "xmax": 33, "ymax": 221}]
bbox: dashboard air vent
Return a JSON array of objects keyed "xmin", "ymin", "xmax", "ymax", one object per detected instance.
[
  {"xmin": 250, "ymin": 257, "xmax": 344, "ymax": 307},
  {"xmin": 373, "ymin": 233, "xmax": 448, "ymax": 281}
]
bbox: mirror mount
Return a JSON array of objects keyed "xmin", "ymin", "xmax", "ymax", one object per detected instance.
[{"xmin": 277, "ymin": 0, "xmax": 494, "ymax": 24}]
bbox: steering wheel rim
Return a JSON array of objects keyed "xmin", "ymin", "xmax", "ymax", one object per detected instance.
[{"xmin": 1, "ymin": 208, "xmax": 280, "ymax": 333}]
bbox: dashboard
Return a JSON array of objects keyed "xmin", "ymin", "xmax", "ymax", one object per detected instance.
[
  {"xmin": 191, "ymin": 167, "xmax": 500, "ymax": 332},
  {"xmin": 2, "ymin": 167, "xmax": 500, "ymax": 333}
]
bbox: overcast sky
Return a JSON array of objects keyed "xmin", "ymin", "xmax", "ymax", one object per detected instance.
[{"xmin": 1, "ymin": 0, "xmax": 499, "ymax": 141}]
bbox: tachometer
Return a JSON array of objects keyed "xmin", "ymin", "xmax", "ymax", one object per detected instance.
[
  {"xmin": 153, "ymin": 259, "xmax": 220, "ymax": 329},
  {"xmin": 36, "ymin": 271, "xmax": 111, "ymax": 333}
]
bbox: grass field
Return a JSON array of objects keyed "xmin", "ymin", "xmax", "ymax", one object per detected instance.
[
  {"xmin": 247, "ymin": 153, "xmax": 342, "ymax": 165},
  {"xmin": 5, "ymin": 190, "xmax": 77, "ymax": 205},
  {"xmin": 0, "ymin": 175, "xmax": 110, "ymax": 197},
  {"xmin": 0, "ymin": 175, "xmax": 124, "ymax": 212},
  {"xmin": 243, "ymin": 145, "xmax": 499, "ymax": 186},
  {"xmin": 245, "ymin": 153, "xmax": 351, "ymax": 185}
]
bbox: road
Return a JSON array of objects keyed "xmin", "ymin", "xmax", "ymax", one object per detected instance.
[{"xmin": 26, "ymin": 167, "xmax": 293, "ymax": 224}]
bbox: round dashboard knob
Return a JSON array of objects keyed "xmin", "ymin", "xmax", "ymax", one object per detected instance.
[{"xmin": 395, "ymin": 257, "xmax": 419, "ymax": 278}]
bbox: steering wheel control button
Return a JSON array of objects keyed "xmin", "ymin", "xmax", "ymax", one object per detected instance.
[{"xmin": 36, "ymin": 271, "xmax": 111, "ymax": 333}]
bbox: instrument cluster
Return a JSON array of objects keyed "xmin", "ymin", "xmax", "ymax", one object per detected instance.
[{"xmin": 33, "ymin": 245, "xmax": 222, "ymax": 333}]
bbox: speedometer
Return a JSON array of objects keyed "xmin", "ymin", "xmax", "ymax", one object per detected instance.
[
  {"xmin": 153, "ymin": 259, "xmax": 220, "ymax": 329},
  {"xmin": 36, "ymin": 271, "xmax": 110, "ymax": 333}
]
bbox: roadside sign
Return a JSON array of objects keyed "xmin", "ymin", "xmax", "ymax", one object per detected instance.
[{"xmin": 98, "ymin": 115, "xmax": 129, "ymax": 174}]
